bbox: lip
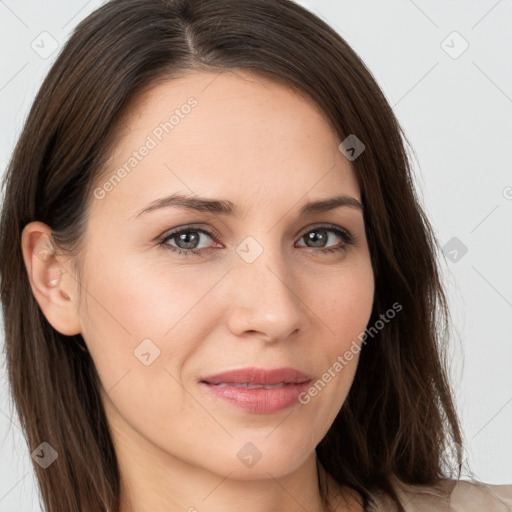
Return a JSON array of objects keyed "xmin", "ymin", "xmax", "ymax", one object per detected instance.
[
  {"xmin": 199, "ymin": 367, "xmax": 312, "ymax": 414},
  {"xmin": 200, "ymin": 367, "xmax": 312, "ymax": 386}
]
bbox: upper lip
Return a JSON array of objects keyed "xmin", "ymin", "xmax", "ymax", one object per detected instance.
[{"xmin": 200, "ymin": 367, "xmax": 312, "ymax": 385}]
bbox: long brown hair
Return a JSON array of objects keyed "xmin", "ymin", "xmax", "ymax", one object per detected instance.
[{"xmin": 0, "ymin": 0, "xmax": 463, "ymax": 510}]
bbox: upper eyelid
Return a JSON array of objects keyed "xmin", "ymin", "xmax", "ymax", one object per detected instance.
[{"xmin": 161, "ymin": 225, "xmax": 220, "ymax": 241}]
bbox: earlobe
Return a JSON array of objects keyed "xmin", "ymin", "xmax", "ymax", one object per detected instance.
[{"xmin": 21, "ymin": 221, "xmax": 82, "ymax": 336}]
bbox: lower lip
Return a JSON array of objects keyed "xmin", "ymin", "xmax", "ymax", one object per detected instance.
[{"xmin": 200, "ymin": 381, "xmax": 311, "ymax": 414}]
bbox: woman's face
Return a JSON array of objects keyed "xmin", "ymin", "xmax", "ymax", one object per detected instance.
[{"xmin": 73, "ymin": 70, "xmax": 374, "ymax": 480}]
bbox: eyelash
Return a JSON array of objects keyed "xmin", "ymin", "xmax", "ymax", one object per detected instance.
[{"xmin": 157, "ymin": 224, "xmax": 356, "ymax": 257}]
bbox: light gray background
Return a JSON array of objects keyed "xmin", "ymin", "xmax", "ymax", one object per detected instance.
[{"xmin": 1, "ymin": 0, "xmax": 511, "ymax": 510}]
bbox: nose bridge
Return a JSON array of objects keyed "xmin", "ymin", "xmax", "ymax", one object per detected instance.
[{"xmin": 226, "ymin": 234, "xmax": 302, "ymax": 340}]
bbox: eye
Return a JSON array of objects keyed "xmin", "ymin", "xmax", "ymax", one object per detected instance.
[
  {"xmin": 158, "ymin": 226, "xmax": 218, "ymax": 256},
  {"xmin": 157, "ymin": 224, "xmax": 356, "ymax": 257},
  {"xmin": 295, "ymin": 225, "xmax": 355, "ymax": 254}
]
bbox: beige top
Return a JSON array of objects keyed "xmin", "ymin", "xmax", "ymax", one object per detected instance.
[{"xmin": 368, "ymin": 475, "xmax": 512, "ymax": 511}]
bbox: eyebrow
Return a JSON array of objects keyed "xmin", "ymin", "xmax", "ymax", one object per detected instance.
[{"xmin": 133, "ymin": 192, "xmax": 363, "ymax": 219}]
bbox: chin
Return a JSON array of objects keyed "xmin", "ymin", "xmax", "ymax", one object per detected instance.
[{"xmin": 206, "ymin": 437, "xmax": 314, "ymax": 481}]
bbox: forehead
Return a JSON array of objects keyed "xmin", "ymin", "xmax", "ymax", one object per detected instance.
[{"xmin": 94, "ymin": 69, "xmax": 361, "ymax": 219}]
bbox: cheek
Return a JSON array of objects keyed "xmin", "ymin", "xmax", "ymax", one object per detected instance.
[
  {"xmin": 78, "ymin": 257, "xmax": 208, "ymax": 435},
  {"xmin": 311, "ymin": 259, "xmax": 375, "ymax": 344},
  {"xmin": 80, "ymin": 249, "xmax": 216, "ymax": 339},
  {"xmin": 301, "ymin": 260, "xmax": 374, "ymax": 414},
  {"xmin": 77, "ymin": 251, "xmax": 228, "ymax": 391}
]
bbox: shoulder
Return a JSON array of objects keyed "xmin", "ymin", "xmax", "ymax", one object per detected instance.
[
  {"xmin": 369, "ymin": 474, "xmax": 512, "ymax": 511},
  {"xmin": 446, "ymin": 478, "xmax": 512, "ymax": 512}
]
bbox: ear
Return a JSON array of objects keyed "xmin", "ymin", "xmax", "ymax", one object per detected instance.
[{"xmin": 20, "ymin": 221, "xmax": 82, "ymax": 336}]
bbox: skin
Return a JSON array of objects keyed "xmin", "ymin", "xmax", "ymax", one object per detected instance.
[{"xmin": 22, "ymin": 70, "xmax": 374, "ymax": 512}]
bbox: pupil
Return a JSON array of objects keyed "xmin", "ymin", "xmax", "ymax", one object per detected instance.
[
  {"xmin": 178, "ymin": 231, "xmax": 199, "ymax": 249},
  {"xmin": 307, "ymin": 230, "xmax": 326, "ymax": 248}
]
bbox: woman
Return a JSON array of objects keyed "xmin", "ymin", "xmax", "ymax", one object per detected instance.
[{"xmin": 0, "ymin": 1, "xmax": 510, "ymax": 511}]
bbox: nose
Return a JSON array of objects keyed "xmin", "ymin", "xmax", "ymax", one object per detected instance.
[{"xmin": 225, "ymin": 246, "xmax": 303, "ymax": 343}]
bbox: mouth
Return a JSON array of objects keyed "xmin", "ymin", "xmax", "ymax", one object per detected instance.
[{"xmin": 199, "ymin": 367, "xmax": 312, "ymax": 414}]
